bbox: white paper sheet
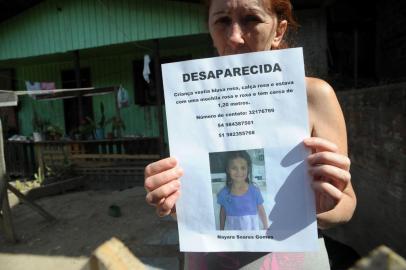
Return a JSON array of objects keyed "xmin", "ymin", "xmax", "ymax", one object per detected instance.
[{"xmin": 162, "ymin": 48, "xmax": 317, "ymax": 252}]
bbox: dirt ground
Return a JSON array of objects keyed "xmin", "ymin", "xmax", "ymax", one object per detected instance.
[{"xmin": 0, "ymin": 187, "xmax": 181, "ymax": 270}]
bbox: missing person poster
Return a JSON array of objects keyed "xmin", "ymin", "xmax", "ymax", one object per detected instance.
[{"xmin": 162, "ymin": 48, "xmax": 318, "ymax": 252}]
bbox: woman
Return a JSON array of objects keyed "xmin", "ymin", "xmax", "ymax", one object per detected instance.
[{"xmin": 144, "ymin": 0, "xmax": 356, "ymax": 268}]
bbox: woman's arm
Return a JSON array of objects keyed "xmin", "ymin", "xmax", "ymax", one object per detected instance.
[
  {"xmin": 257, "ymin": 205, "xmax": 269, "ymax": 230},
  {"xmin": 220, "ymin": 206, "xmax": 226, "ymax": 230},
  {"xmin": 305, "ymin": 77, "xmax": 357, "ymax": 229}
]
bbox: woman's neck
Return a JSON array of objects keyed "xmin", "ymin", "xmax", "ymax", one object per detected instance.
[{"xmin": 231, "ymin": 182, "xmax": 249, "ymax": 195}]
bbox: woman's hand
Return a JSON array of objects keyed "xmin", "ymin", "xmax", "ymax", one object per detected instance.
[
  {"xmin": 144, "ymin": 157, "xmax": 183, "ymax": 217},
  {"xmin": 304, "ymin": 137, "xmax": 355, "ymax": 229}
]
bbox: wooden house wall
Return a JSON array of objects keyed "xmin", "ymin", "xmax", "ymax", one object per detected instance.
[
  {"xmin": 15, "ymin": 44, "xmax": 213, "ymax": 137},
  {"xmin": 0, "ymin": 0, "xmax": 207, "ymax": 61}
]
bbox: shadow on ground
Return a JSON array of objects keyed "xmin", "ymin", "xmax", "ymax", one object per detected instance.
[{"xmin": 0, "ymin": 187, "xmax": 181, "ymax": 270}]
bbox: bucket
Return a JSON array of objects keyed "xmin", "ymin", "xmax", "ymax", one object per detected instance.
[{"xmin": 33, "ymin": 132, "xmax": 43, "ymax": 142}]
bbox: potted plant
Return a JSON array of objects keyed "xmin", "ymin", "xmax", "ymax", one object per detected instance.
[
  {"xmin": 45, "ymin": 124, "xmax": 63, "ymax": 140},
  {"xmin": 77, "ymin": 118, "xmax": 95, "ymax": 140},
  {"xmin": 111, "ymin": 116, "xmax": 126, "ymax": 138},
  {"xmin": 86, "ymin": 102, "xmax": 110, "ymax": 140}
]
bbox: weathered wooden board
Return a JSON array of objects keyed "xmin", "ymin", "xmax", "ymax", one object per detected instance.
[{"xmin": 82, "ymin": 237, "xmax": 145, "ymax": 270}]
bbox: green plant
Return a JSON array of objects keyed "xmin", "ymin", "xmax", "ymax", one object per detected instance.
[
  {"xmin": 111, "ymin": 116, "xmax": 126, "ymax": 138},
  {"xmin": 34, "ymin": 166, "xmax": 45, "ymax": 185},
  {"xmin": 86, "ymin": 102, "xmax": 109, "ymax": 129},
  {"xmin": 13, "ymin": 166, "xmax": 45, "ymax": 193},
  {"xmin": 77, "ymin": 118, "xmax": 95, "ymax": 140},
  {"xmin": 46, "ymin": 124, "xmax": 63, "ymax": 140}
]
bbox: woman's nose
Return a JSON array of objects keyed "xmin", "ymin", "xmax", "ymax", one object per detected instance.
[{"xmin": 227, "ymin": 22, "xmax": 245, "ymax": 48}]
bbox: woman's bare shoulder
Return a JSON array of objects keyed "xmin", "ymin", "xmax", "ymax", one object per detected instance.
[
  {"xmin": 305, "ymin": 77, "xmax": 347, "ymax": 150},
  {"xmin": 305, "ymin": 77, "xmax": 336, "ymax": 105}
]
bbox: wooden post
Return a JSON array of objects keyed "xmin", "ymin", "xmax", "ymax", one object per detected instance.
[
  {"xmin": 34, "ymin": 143, "xmax": 45, "ymax": 181},
  {"xmin": 153, "ymin": 39, "xmax": 166, "ymax": 158},
  {"xmin": 114, "ymin": 86, "xmax": 121, "ymax": 118},
  {"xmin": 0, "ymin": 187, "xmax": 17, "ymax": 242},
  {"xmin": 0, "ymin": 185, "xmax": 17, "ymax": 243},
  {"xmin": 0, "ymin": 119, "xmax": 17, "ymax": 242},
  {"xmin": 74, "ymin": 50, "xmax": 84, "ymax": 122}
]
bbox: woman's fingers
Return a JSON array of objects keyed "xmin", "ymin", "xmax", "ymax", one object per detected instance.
[
  {"xmin": 303, "ymin": 137, "xmax": 339, "ymax": 153},
  {"xmin": 304, "ymin": 137, "xmax": 354, "ymax": 220},
  {"xmin": 157, "ymin": 190, "xmax": 181, "ymax": 217},
  {"xmin": 144, "ymin": 165, "xmax": 183, "ymax": 192},
  {"xmin": 308, "ymin": 151, "xmax": 351, "ymax": 170},
  {"xmin": 146, "ymin": 180, "xmax": 181, "ymax": 205},
  {"xmin": 309, "ymin": 164, "xmax": 351, "ymax": 190},
  {"xmin": 144, "ymin": 157, "xmax": 178, "ymax": 178},
  {"xmin": 144, "ymin": 157, "xmax": 183, "ymax": 217},
  {"xmin": 312, "ymin": 181, "xmax": 342, "ymax": 202}
]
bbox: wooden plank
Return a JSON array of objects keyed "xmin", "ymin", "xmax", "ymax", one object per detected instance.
[
  {"xmin": 81, "ymin": 237, "xmax": 145, "ymax": 270},
  {"xmin": 75, "ymin": 171, "xmax": 145, "ymax": 175},
  {"xmin": 74, "ymin": 166, "xmax": 145, "ymax": 171},
  {"xmin": 71, "ymin": 154, "xmax": 160, "ymax": 160},
  {"xmin": 0, "ymin": 173, "xmax": 6, "ymax": 205},
  {"xmin": 74, "ymin": 168, "xmax": 145, "ymax": 176},
  {"xmin": 26, "ymin": 176, "xmax": 85, "ymax": 200},
  {"xmin": 71, "ymin": 159, "xmax": 154, "ymax": 166},
  {"xmin": 108, "ymin": 142, "xmax": 114, "ymax": 154},
  {"xmin": 0, "ymin": 120, "xmax": 7, "ymax": 181},
  {"xmin": 0, "ymin": 212, "xmax": 4, "ymax": 231},
  {"xmin": 7, "ymin": 183, "xmax": 56, "ymax": 222}
]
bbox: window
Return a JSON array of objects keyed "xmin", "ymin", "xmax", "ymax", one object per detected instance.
[{"xmin": 133, "ymin": 55, "xmax": 191, "ymax": 106}]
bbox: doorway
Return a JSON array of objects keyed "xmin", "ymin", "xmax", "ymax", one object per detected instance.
[
  {"xmin": 61, "ymin": 68, "xmax": 93, "ymax": 135},
  {"xmin": 0, "ymin": 69, "xmax": 18, "ymax": 137}
]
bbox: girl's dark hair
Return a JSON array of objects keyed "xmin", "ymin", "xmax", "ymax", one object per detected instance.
[
  {"xmin": 224, "ymin": 150, "xmax": 252, "ymax": 190},
  {"xmin": 202, "ymin": 0, "xmax": 299, "ymax": 49}
]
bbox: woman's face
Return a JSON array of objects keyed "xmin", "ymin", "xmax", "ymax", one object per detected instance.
[
  {"xmin": 208, "ymin": 0, "xmax": 287, "ymax": 56},
  {"xmin": 227, "ymin": 157, "xmax": 249, "ymax": 184}
]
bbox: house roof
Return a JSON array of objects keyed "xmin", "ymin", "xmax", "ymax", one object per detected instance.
[
  {"xmin": 0, "ymin": 0, "xmax": 208, "ymax": 62},
  {"xmin": 0, "ymin": 0, "xmax": 330, "ymax": 23},
  {"xmin": 0, "ymin": 0, "xmax": 333, "ymax": 62}
]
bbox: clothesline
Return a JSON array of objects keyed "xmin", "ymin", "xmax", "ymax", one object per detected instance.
[
  {"xmin": 0, "ymin": 87, "xmax": 101, "ymax": 96},
  {"xmin": 0, "ymin": 86, "xmax": 119, "ymax": 107}
]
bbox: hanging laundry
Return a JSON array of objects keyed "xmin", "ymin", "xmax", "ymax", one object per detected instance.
[
  {"xmin": 40, "ymin": 82, "xmax": 56, "ymax": 91},
  {"xmin": 25, "ymin": 81, "xmax": 41, "ymax": 91},
  {"xmin": 26, "ymin": 81, "xmax": 41, "ymax": 99},
  {"xmin": 117, "ymin": 85, "xmax": 130, "ymax": 108},
  {"xmin": 143, "ymin": 54, "xmax": 151, "ymax": 83}
]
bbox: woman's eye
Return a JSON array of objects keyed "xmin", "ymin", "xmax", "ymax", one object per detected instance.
[
  {"xmin": 242, "ymin": 15, "xmax": 261, "ymax": 24},
  {"xmin": 215, "ymin": 16, "xmax": 231, "ymax": 25}
]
